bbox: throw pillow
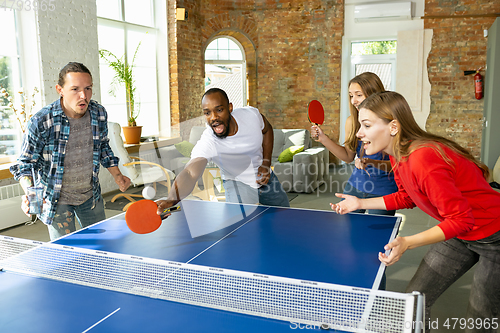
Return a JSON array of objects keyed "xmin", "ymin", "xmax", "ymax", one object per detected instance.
[
  {"xmin": 278, "ymin": 145, "xmax": 304, "ymax": 163},
  {"xmin": 174, "ymin": 140, "xmax": 195, "ymax": 158}
]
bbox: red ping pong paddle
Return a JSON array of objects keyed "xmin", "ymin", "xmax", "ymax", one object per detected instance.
[
  {"xmin": 308, "ymin": 100, "xmax": 325, "ymax": 126},
  {"xmin": 125, "ymin": 200, "xmax": 181, "ymax": 234}
]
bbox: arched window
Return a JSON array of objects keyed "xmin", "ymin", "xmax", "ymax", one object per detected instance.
[{"xmin": 204, "ymin": 37, "xmax": 247, "ymax": 108}]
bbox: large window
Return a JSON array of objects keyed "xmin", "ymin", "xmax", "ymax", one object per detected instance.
[
  {"xmin": 350, "ymin": 40, "xmax": 397, "ymax": 90},
  {"xmin": 205, "ymin": 37, "xmax": 247, "ymax": 108},
  {"xmin": 0, "ymin": 10, "xmax": 22, "ymax": 163},
  {"xmin": 339, "ymin": 39, "xmax": 398, "ymax": 147},
  {"xmin": 97, "ymin": 0, "xmax": 159, "ymax": 137}
]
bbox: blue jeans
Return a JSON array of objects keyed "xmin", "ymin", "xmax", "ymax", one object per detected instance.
[
  {"xmin": 343, "ymin": 182, "xmax": 395, "ymax": 216},
  {"xmin": 223, "ymin": 172, "xmax": 290, "ymax": 207},
  {"xmin": 47, "ymin": 196, "xmax": 106, "ymax": 240},
  {"xmin": 406, "ymin": 230, "xmax": 500, "ymax": 332}
]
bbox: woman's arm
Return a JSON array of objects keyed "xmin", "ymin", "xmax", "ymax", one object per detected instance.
[
  {"xmin": 310, "ymin": 116, "xmax": 356, "ymax": 163},
  {"xmin": 379, "ymin": 226, "xmax": 446, "ymax": 266},
  {"xmin": 330, "ymin": 193, "xmax": 387, "ymax": 214},
  {"xmin": 156, "ymin": 157, "xmax": 208, "ymax": 213}
]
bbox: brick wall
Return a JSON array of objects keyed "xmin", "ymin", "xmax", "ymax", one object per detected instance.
[
  {"xmin": 424, "ymin": 0, "xmax": 499, "ymax": 158},
  {"xmin": 170, "ymin": 0, "xmax": 498, "ymax": 158},
  {"xmin": 170, "ymin": 0, "xmax": 343, "ymax": 146},
  {"xmin": 254, "ymin": 1, "xmax": 343, "ymax": 141},
  {"xmin": 169, "ymin": 0, "xmax": 205, "ymax": 138}
]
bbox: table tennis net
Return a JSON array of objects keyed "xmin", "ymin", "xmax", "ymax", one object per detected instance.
[
  {"xmin": 0, "ymin": 236, "xmax": 43, "ymax": 261},
  {"xmin": 0, "ymin": 237, "xmax": 423, "ymax": 333}
]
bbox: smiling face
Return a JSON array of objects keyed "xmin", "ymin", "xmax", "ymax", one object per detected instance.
[
  {"xmin": 356, "ymin": 107, "xmax": 397, "ymax": 156},
  {"xmin": 348, "ymin": 83, "xmax": 367, "ymax": 110},
  {"xmin": 202, "ymin": 91, "xmax": 234, "ymax": 138},
  {"xmin": 56, "ymin": 72, "xmax": 93, "ymax": 119}
]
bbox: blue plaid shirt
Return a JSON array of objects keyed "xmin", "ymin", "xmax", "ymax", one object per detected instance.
[{"xmin": 10, "ymin": 99, "xmax": 119, "ymax": 225}]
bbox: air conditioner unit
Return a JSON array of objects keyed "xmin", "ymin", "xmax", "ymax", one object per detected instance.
[{"xmin": 354, "ymin": 1, "xmax": 413, "ymax": 22}]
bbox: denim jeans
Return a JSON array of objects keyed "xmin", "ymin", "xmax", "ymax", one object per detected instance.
[
  {"xmin": 223, "ymin": 172, "xmax": 290, "ymax": 208},
  {"xmin": 343, "ymin": 182, "xmax": 395, "ymax": 216},
  {"xmin": 406, "ymin": 230, "xmax": 500, "ymax": 332},
  {"xmin": 47, "ymin": 196, "xmax": 106, "ymax": 240}
]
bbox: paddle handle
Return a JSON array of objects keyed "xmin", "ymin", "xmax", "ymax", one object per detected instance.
[
  {"xmin": 160, "ymin": 205, "xmax": 181, "ymax": 219},
  {"xmin": 311, "ymin": 123, "xmax": 320, "ymax": 139}
]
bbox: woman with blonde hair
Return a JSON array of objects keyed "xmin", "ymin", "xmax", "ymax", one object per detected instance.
[
  {"xmin": 332, "ymin": 91, "xmax": 500, "ymax": 330},
  {"xmin": 311, "ymin": 72, "xmax": 397, "ymax": 215}
]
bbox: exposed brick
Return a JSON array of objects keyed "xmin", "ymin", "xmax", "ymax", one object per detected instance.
[
  {"xmin": 168, "ymin": 0, "xmax": 497, "ymax": 160},
  {"xmin": 167, "ymin": 0, "xmax": 343, "ymax": 153},
  {"xmin": 424, "ymin": 0, "xmax": 499, "ymax": 158}
]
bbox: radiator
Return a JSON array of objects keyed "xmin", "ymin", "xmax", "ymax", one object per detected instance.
[{"xmin": 0, "ymin": 183, "xmax": 31, "ymax": 230}]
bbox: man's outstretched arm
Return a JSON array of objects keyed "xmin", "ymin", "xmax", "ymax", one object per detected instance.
[{"xmin": 156, "ymin": 157, "xmax": 208, "ymax": 214}]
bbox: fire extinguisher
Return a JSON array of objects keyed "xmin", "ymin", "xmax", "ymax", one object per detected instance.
[
  {"xmin": 474, "ymin": 68, "xmax": 483, "ymax": 100},
  {"xmin": 464, "ymin": 68, "xmax": 484, "ymax": 100}
]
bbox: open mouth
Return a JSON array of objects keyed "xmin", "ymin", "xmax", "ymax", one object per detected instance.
[
  {"xmin": 211, "ymin": 122, "xmax": 225, "ymax": 134},
  {"xmin": 78, "ymin": 101, "xmax": 87, "ymax": 108},
  {"xmin": 362, "ymin": 141, "xmax": 371, "ymax": 150}
]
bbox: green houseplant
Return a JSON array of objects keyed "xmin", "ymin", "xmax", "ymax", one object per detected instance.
[{"xmin": 99, "ymin": 42, "xmax": 142, "ymax": 143}]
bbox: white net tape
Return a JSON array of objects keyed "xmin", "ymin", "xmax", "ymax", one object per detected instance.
[
  {"xmin": 1, "ymin": 240, "xmax": 419, "ymax": 332},
  {"xmin": 0, "ymin": 236, "xmax": 44, "ymax": 262}
]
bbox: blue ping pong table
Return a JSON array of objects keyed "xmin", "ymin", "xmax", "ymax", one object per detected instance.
[{"xmin": 0, "ymin": 200, "xmax": 402, "ymax": 333}]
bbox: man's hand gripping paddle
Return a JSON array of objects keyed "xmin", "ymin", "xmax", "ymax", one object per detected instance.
[{"xmin": 125, "ymin": 200, "xmax": 181, "ymax": 234}]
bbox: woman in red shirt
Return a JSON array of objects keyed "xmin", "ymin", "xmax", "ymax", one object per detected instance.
[{"xmin": 331, "ymin": 91, "xmax": 500, "ymax": 330}]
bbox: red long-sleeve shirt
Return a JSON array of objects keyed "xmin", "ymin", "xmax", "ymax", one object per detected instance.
[{"xmin": 383, "ymin": 145, "xmax": 500, "ymax": 241}]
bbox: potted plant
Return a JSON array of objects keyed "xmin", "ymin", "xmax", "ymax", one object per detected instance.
[{"xmin": 99, "ymin": 41, "xmax": 142, "ymax": 144}]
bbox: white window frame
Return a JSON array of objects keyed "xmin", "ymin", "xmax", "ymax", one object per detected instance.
[
  {"xmin": 0, "ymin": 9, "xmax": 36, "ymax": 163},
  {"xmin": 350, "ymin": 54, "xmax": 396, "ymax": 91},
  {"xmin": 339, "ymin": 37, "xmax": 397, "ymax": 147},
  {"xmin": 97, "ymin": 0, "xmax": 169, "ymax": 137},
  {"xmin": 204, "ymin": 36, "xmax": 247, "ymax": 107}
]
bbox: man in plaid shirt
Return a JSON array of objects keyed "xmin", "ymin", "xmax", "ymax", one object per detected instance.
[{"xmin": 10, "ymin": 62, "xmax": 130, "ymax": 240}]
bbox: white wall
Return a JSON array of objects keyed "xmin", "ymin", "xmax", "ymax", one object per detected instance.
[
  {"xmin": 35, "ymin": 1, "xmax": 101, "ymax": 104},
  {"xmin": 344, "ymin": 0, "xmax": 425, "ymax": 39},
  {"xmin": 339, "ymin": 0, "xmax": 427, "ymax": 144}
]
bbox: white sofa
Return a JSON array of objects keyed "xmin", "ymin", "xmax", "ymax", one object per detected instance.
[{"xmin": 271, "ymin": 129, "xmax": 329, "ymax": 193}]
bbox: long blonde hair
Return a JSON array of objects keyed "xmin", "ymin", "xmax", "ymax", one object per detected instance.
[
  {"xmin": 359, "ymin": 91, "xmax": 489, "ymax": 179},
  {"xmin": 345, "ymin": 72, "xmax": 386, "ymax": 152}
]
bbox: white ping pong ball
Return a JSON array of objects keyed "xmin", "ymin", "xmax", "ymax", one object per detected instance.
[{"xmin": 142, "ymin": 186, "xmax": 156, "ymax": 200}]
